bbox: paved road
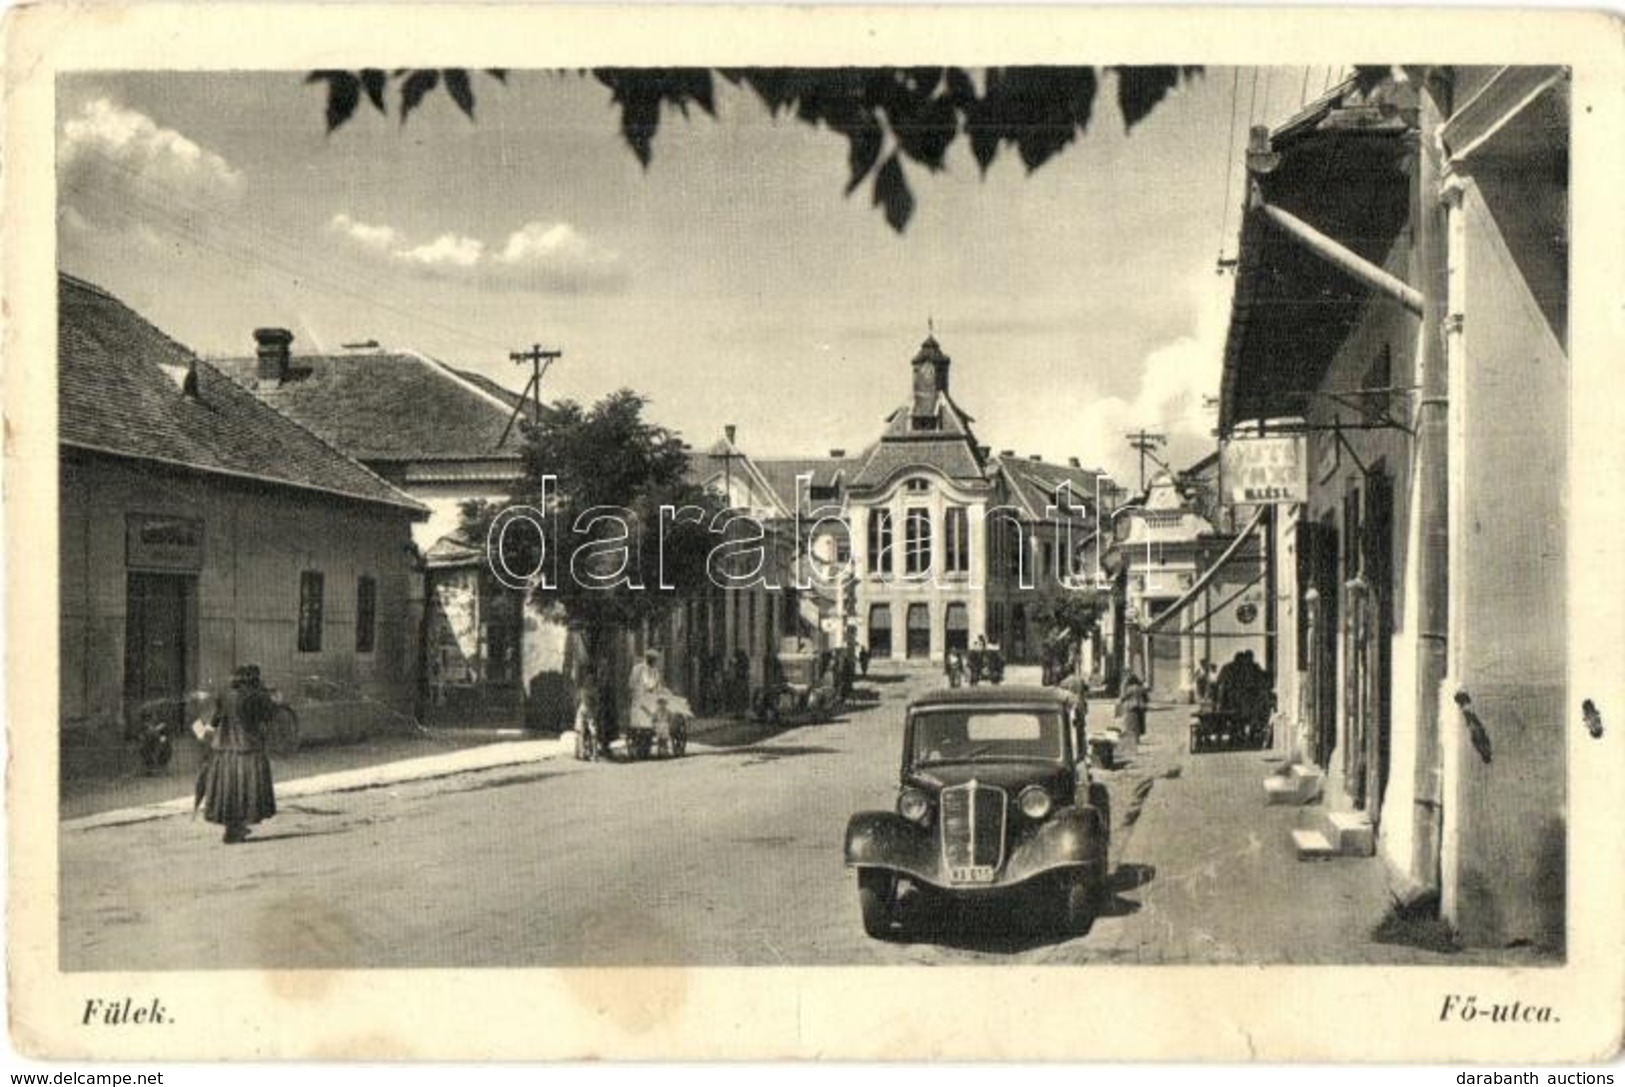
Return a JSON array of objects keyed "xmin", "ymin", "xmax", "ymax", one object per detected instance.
[{"xmin": 61, "ymin": 671, "xmax": 1171, "ymax": 970}]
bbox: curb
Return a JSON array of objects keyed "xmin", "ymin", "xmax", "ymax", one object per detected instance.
[{"xmin": 63, "ymin": 738, "xmax": 571, "ymax": 833}]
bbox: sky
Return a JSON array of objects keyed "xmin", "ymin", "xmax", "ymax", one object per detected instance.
[{"xmin": 57, "ymin": 67, "xmax": 1349, "ymax": 487}]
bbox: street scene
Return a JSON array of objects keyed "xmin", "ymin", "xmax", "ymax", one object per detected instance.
[
  {"xmin": 64, "ymin": 669, "xmax": 1519, "ymax": 969},
  {"xmin": 54, "ymin": 64, "xmax": 1576, "ymax": 971}
]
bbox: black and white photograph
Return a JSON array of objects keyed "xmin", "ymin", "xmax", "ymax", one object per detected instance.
[{"xmin": 8, "ymin": 3, "xmax": 1623, "ymax": 1065}]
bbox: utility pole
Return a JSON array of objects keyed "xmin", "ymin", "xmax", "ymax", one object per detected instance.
[
  {"xmin": 497, "ymin": 343, "xmax": 562, "ymax": 448},
  {"xmin": 1125, "ymin": 429, "xmax": 1168, "ymax": 493}
]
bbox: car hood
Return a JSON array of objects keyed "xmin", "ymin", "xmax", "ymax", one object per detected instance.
[{"xmin": 907, "ymin": 761, "xmax": 1076, "ymax": 797}]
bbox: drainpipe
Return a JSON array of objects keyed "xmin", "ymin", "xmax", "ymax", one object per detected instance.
[{"xmin": 1407, "ymin": 72, "xmax": 1452, "ymax": 909}]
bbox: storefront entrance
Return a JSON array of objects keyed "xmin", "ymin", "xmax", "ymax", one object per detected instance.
[{"xmin": 124, "ymin": 572, "xmax": 192, "ymax": 730}]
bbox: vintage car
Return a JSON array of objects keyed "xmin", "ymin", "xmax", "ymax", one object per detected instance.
[{"xmin": 843, "ymin": 685, "xmax": 1111, "ymax": 939}]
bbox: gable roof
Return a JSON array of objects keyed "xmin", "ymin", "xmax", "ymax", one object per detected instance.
[
  {"xmin": 213, "ymin": 349, "xmax": 525, "ymax": 463},
  {"xmin": 997, "ymin": 457, "xmax": 1109, "ymax": 521},
  {"xmin": 451, "ymin": 367, "xmax": 531, "ymax": 413},
  {"xmin": 58, "ymin": 274, "xmax": 426, "ymax": 516},
  {"xmin": 752, "ymin": 456, "xmax": 858, "ymax": 513}
]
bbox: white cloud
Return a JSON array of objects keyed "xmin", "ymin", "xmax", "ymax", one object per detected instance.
[
  {"xmin": 328, "ymin": 213, "xmax": 400, "ymax": 252},
  {"xmin": 1070, "ymin": 276, "xmax": 1233, "ymax": 489},
  {"xmin": 326, "ymin": 213, "xmax": 628, "ymax": 293},
  {"xmin": 397, "ymin": 232, "xmax": 485, "ymax": 269},
  {"xmin": 58, "ymin": 98, "xmax": 244, "ymax": 231},
  {"xmin": 492, "ymin": 221, "xmax": 629, "ymax": 292}
]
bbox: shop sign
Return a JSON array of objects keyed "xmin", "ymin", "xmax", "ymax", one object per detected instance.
[
  {"xmin": 126, "ymin": 514, "xmax": 204, "ymax": 571},
  {"xmin": 1221, "ymin": 435, "xmax": 1308, "ymax": 505}
]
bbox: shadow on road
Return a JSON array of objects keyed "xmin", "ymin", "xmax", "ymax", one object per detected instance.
[
  {"xmin": 1099, "ymin": 863, "xmax": 1156, "ymax": 919},
  {"xmin": 689, "ymin": 743, "xmax": 842, "ymax": 765},
  {"xmin": 880, "ymin": 864, "xmax": 1154, "ymax": 952},
  {"xmin": 238, "ymin": 827, "xmax": 349, "ymax": 843}
]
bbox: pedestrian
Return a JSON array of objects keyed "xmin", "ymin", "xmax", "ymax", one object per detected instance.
[
  {"xmin": 945, "ymin": 650, "xmax": 965, "ymax": 688},
  {"xmin": 197, "ymin": 664, "xmax": 277, "ymax": 845},
  {"xmin": 857, "ymin": 643, "xmax": 870, "ymax": 677},
  {"xmin": 967, "ymin": 635, "xmax": 987, "ymax": 686},
  {"xmin": 837, "ymin": 647, "xmax": 856, "ymax": 700},
  {"xmin": 573, "ymin": 666, "xmax": 601, "ymax": 761},
  {"xmin": 1117, "ymin": 670, "xmax": 1147, "ymax": 742},
  {"xmin": 1059, "ymin": 671, "xmax": 1090, "ymax": 755}
]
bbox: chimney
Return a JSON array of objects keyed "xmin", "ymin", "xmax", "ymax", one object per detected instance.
[
  {"xmin": 1029, "ymin": 453, "xmax": 1043, "ymax": 462},
  {"xmin": 254, "ymin": 327, "xmax": 294, "ymax": 385},
  {"xmin": 1068, "ymin": 457, "xmax": 1081, "ymax": 468},
  {"xmin": 829, "ymin": 448, "xmax": 846, "ymax": 459},
  {"xmin": 976, "ymin": 445, "xmax": 991, "ymax": 461},
  {"xmin": 1000, "ymin": 449, "xmax": 1015, "ymax": 458},
  {"xmin": 725, "ymin": 424, "xmax": 737, "ymax": 446}
]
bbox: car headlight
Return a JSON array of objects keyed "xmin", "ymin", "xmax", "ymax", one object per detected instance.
[
  {"xmin": 897, "ymin": 787, "xmax": 932, "ymax": 825},
  {"xmin": 1018, "ymin": 785, "xmax": 1053, "ymax": 820}
]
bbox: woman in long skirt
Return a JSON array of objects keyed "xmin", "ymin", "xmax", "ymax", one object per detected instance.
[{"xmin": 200, "ymin": 664, "xmax": 277, "ymax": 844}]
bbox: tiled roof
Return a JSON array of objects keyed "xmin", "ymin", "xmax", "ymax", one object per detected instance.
[
  {"xmin": 58, "ymin": 274, "xmax": 426, "ymax": 515},
  {"xmin": 998, "ymin": 457, "xmax": 1109, "ymax": 521},
  {"xmin": 753, "ymin": 457, "xmax": 858, "ymax": 512},
  {"xmin": 876, "ymin": 392, "xmax": 976, "ymax": 440},
  {"xmin": 849, "ymin": 436, "xmax": 989, "ymax": 489},
  {"xmin": 451, "ymin": 367, "xmax": 531, "ymax": 413},
  {"xmin": 213, "ymin": 350, "xmax": 525, "ymax": 463}
]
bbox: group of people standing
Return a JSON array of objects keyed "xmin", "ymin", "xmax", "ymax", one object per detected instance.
[{"xmin": 944, "ymin": 636, "xmax": 1004, "ymax": 688}]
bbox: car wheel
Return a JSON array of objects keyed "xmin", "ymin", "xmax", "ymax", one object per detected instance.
[
  {"xmin": 267, "ymin": 707, "xmax": 300, "ymax": 755},
  {"xmin": 857, "ymin": 870, "xmax": 898, "ymax": 940},
  {"xmin": 1061, "ymin": 870, "xmax": 1101, "ymax": 936}
]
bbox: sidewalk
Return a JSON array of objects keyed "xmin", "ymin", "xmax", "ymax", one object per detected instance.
[
  {"xmin": 1103, "ymin": 706, "xmax": 1536, "ymax": 965},
  {"xmin": 61, "ymin": 709, "xmax": 773, "ymax": 834}
]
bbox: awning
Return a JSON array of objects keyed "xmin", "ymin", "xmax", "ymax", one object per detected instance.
[{"xmin": 1141, "ymin": 508, "xmax": 1268, "ymax": 635}]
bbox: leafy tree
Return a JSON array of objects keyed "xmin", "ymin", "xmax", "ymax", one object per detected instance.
[
  {"xmin": 306, "ymin": 66, "xmax": 1200, "ymax": 231},
  {"xmin": 1033, "ymin": 586, "xmax": 1105, "ymax": 647},
  {"xmin": 459, "ymin": 389, "xmax": 724, "ymax": 727}
]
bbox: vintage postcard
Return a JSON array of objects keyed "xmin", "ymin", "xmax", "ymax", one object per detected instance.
[{"xmin": 5, "ymin": 2, "xmax": 1622, "ymax": 1064}]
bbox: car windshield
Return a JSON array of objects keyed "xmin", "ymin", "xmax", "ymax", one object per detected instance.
[{"xmin": 910, "ymin": 708, "xmax": 1066, "ymax": 765}]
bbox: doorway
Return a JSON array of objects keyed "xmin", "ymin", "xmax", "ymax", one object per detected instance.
[
  {"xmin": 944, "ymin": 602, "xmax": 969, "ymax": 654},
  {"xmin": 905, "ymin": 603, "xmax": 931, "ymax": 659},
  {"xmin": 868, "ymin": 603, "xmax": 893, "ymax": 659},
  {"xmin": 124, "ymin": 573, "xmax": 193, "ymax": 731}
]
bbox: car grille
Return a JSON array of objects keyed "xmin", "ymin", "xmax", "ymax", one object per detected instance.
[{"xmin": 939, "ymin": 781, "xmax": 1007, "ymax": 883}]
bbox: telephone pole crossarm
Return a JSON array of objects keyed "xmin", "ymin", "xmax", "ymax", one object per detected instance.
[{"xmin": 498, "ymin": 343, "xmax": 563, "ymax": 449}]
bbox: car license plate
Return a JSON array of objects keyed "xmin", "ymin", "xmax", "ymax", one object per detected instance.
[{"xmin": 949, "ymin": 865, "xmax": 996, "ymax": 884}]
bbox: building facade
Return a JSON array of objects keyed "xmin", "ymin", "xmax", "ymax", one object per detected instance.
[
  {"xmin": 1218, "ymin": 68, "xmax": 1569, "ymax": 949},
  {"xmin": 58, "ymin": 274, "xmax": 427, "ymax": 776},
  {"xmin": 842, "ymin": 335, "xmax": 1108, "ymax": 665},
  {"xmin": 214, "ymin": 336, "xmax": 532, "ymax": 724}
]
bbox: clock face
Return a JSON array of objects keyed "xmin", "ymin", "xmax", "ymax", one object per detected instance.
[{"xmin": 1236, "ymin": 603, "xmax": 1259, "ymax": 625}]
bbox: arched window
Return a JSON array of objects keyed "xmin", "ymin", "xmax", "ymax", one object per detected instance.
[
  {"xmin": 867, "ymin": 509, "xmax": 893, "ymax": 576},
  {"xmin": 904, "ymin": 508, "xmax": 932, "ymax": 575},
  {"xmin": 945, "ymin": 507, "xmax": 969, "ymax": 574}
]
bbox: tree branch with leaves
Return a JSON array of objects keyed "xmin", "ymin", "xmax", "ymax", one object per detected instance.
[{"xmin": 307, "ymin": 66, "xmax": 1201, "ymax": 232}]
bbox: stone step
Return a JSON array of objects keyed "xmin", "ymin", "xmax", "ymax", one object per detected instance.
[
  {"xmin": 1326, "ymin": 811, "xmax": 1376, "ymax": 856},
  {"xmin": 1263, "ymin": 776, "xmax": 1305, "ymax": 805},
  {"xmin": 1291, "ymin": 828, "xmax": 1338, "ymax": 861},
  {"xmin": 1262, "ymin": 763, "xmax": 1323, "ymax": 806}
]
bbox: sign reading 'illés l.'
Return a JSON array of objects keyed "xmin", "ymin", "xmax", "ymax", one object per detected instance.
[{"xmin": 1221, "ymin": 435, "xmax": 1308, "ymax": 505}]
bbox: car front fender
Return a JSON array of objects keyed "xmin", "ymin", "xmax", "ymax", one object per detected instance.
[
  {"xmin": 844, "ymin": 811, "xmax": 938, "ymax": 881},
  {"xmin": 1001, "ymin": 806, "xmax": 1109, "ymax": 886}
]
